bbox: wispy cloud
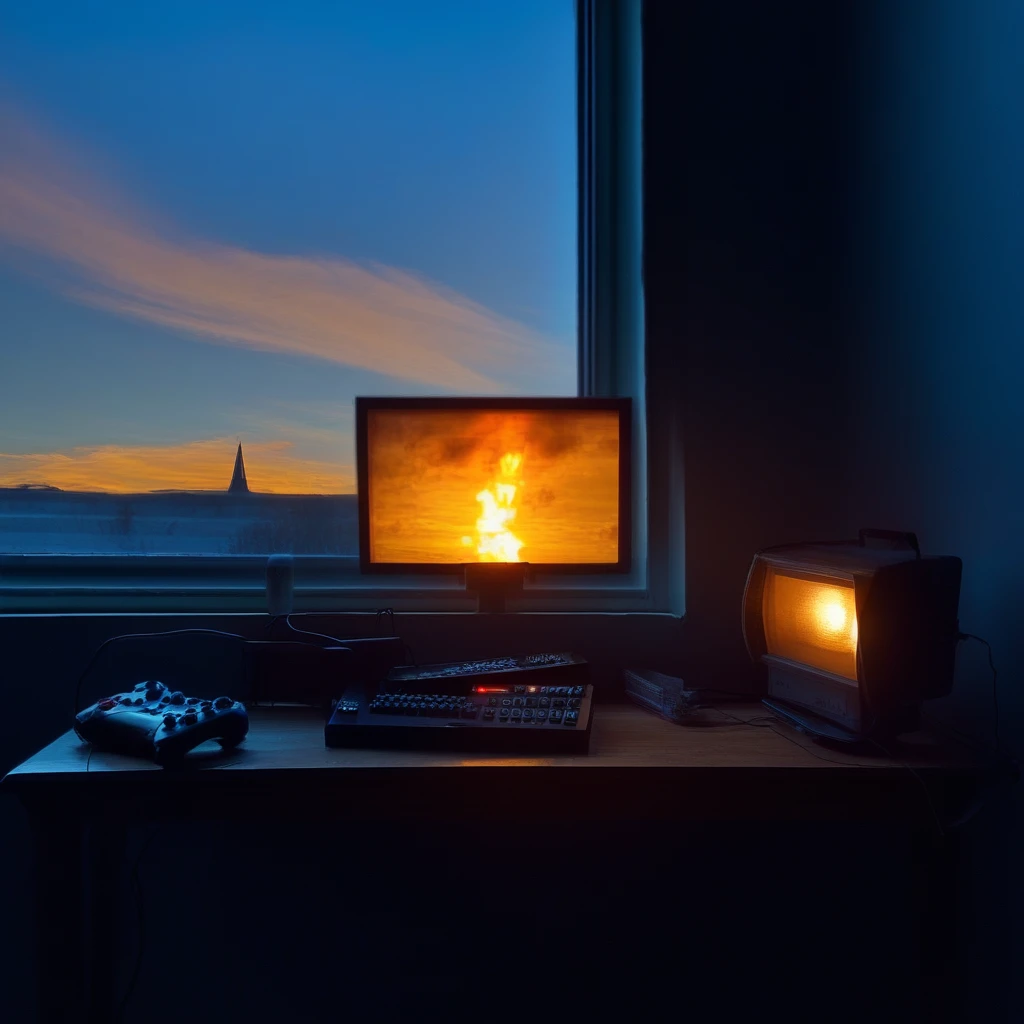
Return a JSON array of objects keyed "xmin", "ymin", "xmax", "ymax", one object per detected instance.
[
  {"xmin": 0, "ymin": 102, "xmax": 571, "ymax": 392},
  {"xmin": 0, "ymin": 438, "xmax": 353, "ymax": 494}
]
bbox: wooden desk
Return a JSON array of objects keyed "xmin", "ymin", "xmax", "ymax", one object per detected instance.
[{"xmin": 2, "ymin": 704, "xmax": 982, "ymax": 1023}]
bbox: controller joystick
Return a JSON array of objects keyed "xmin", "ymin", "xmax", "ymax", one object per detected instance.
[{"xmin": 75, "ymin": 682, "xmax": 248, "ymax": 765}]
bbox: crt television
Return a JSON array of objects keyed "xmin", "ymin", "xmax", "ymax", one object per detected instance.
[
  {"xmin": 742, "ymin": 530, "xmax": 962, "ymax": 740},
  {"xmin": 356, "ymin": 397, "xmax": 631, "ymax": 574}
]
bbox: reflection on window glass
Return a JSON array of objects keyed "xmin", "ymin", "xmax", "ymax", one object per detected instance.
[{"xmin": 0, "ymin": 1, "xmax": 576, "ymax": 554}]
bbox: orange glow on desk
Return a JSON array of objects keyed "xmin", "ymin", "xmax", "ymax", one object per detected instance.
[{"xmin": 763, "ymin": 570, "xmax": 859, "ymax": 680}]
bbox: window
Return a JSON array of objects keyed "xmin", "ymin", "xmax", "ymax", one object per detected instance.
[{"xmin": 0, "ymin": 0, "xmax": 654, "ymax": 613}]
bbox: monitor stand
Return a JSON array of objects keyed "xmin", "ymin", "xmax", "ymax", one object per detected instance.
[{"xmin": 464, "ymin": 563, "xmax": 528, "ymax": 613}]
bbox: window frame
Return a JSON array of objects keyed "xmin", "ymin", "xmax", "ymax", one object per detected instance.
[{"xmin": 0, "ymin": 0, "xmax": 679, "ymax": 617}]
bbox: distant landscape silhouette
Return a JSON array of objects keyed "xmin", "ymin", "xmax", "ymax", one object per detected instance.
[{"xmin": 0, "ymin": 443, "xmax": 359, "ymax": 555}]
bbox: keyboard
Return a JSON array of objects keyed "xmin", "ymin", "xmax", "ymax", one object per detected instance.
[{"xmin": 325, "ymin": 654, "xmax": 593, "ymax": 753}]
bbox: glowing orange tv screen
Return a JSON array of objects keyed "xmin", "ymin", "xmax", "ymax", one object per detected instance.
[{"xmin": 357, "ymin": 398, "xmax": 628, "ymax": 568}]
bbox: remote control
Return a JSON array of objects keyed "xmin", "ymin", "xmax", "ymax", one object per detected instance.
[
  {"xmin": 75, "ymin": 680, "xmax": 248, "ymax": 766},
  {"xmin": 385, "ymin": 652, "xmax": 588, "ymax": 692}
]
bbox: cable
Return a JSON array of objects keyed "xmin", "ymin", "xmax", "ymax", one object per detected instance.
[
  {"xmin": 375, "ymin": 607, "xmax": 395, "ymax": 635},
  {"xmin": 74, "ymin": 628, "xmax": 249, "ymax": 716},
  {"xmin": 959, "ymin": 633, "xmax": 1000, "ymax": 751},
  {"xmin": 866, "ymin": 736, "xmax": 946, "ymax": 839},
  {"xmin": 705, "ymin": 707, "xmax": 773, "ymax": 727},
  {"xmin": 116, "ymin": 826, "xmax": 160, "ymax": 1024},
  {"xmin": 711, "ymin": 705, "xmax": 947, "ymax": 838},
  {"xmin": 283, "ymin": 614, "xmax": 347, "ymax": 647}
]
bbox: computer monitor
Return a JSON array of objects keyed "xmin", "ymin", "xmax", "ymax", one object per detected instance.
[{"xmin": 357, "ymin": 397, "xmax": 630, "ymax": 574}]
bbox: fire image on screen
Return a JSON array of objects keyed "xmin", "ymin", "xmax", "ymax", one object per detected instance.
[{"xmin": 365, "ymin": 409, "xmax": 620, "ymax": 564}]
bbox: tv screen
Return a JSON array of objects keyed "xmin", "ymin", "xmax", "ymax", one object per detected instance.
[{"xmin": 357, "ymin": 397, "xmax": 630, "ymax": 571}]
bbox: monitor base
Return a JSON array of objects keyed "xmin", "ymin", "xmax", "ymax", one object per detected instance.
[{"xmin": 761, "ymin": 697, "xmax": 866, "ymax": 746}]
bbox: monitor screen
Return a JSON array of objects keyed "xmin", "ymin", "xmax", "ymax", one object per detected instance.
[
  {"xmin": 357, "ymin": 397, "xmax": 630, "ymax": 571},
  {"xmin": 762, "ymin": 568, "xmax": 858, "ymax": 680}
]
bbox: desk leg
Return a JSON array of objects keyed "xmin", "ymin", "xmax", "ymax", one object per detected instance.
[
  {"xmin": 86, "ymin": 822, "xmax": 126, "ymax": 1024},
  {"xmin": 913, "ymin": 828, "xmax": 961, "ymax": 1023},
  {"xmin": 28, "ymin": 805, "xmax": 85, "ymax": 1024}
]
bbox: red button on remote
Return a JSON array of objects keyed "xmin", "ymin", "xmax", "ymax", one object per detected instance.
[{"xmin": 98, "ymin": 699, "xmax": 116, "ymax": 710}]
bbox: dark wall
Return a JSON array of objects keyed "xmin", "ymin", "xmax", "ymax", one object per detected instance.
[
  {"xmin": 842, "ymin": 1, "xmax": 1024, "ymax": 1017},
  {"xmin": 645, "ymin": 0, "xmax": 860, "ymax": 686},
  {"xmin": 3, "ymin": 0, "xmax": 1022, "ymax": 1019}
]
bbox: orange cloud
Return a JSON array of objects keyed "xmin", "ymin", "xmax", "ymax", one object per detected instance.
[
  {"xmin": 0, "ymin": 438, "xmax": 353, "ymax": 494},
  {"xmin": 0, "ymin": 102, "xmax": 572, "ymax": 393}
]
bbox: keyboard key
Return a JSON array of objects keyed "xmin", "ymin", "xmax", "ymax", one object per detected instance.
[
  {"xmin": 549, "ymin": 710, "xmax": 563, "ymax": 723},
  {"xmin": 564, "ymin": 711, "xmax": 579, "ymax": 726},
  {"xmin": 499, "ymin": 708, "xmax": 510, "ymax": 719},
  {"xmin": 536, "ymin": 709, "xmax": 547, "ymax": 720},
  {"xmin": 539, "ymin": 697, "xmax": 550, "ymax": 708},
  {"xmin": 522, "ymin": 709, "xmax": 534, "ymax": 720},
  {"xmin": 511, "ymin": 709, "xmax": 522, "ymax": 720},
  {"xmin": 526, "ymin": 697, "xmax": 538, "ymax": 708}
]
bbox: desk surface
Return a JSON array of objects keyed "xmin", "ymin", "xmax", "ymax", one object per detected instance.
[
  {"xmin": 2, "ymin": 704, "xmax": 979, "ymax": 824},
  {"xmin": 5, "ymin": 703, "xmax": 971, "ymax": 777}
]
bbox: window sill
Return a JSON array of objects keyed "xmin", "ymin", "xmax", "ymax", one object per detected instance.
[{"xmin": 0, "ymin": 554, "xmax": 674, "ymax": 616}]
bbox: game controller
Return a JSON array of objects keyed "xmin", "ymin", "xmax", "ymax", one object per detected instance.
[{"xmin": 75, "ymin": 680, "xmax": 249, "ymax": 765}]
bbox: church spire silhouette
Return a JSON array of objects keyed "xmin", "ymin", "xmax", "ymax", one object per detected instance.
[{"xmin": 228, "ymin": 443, "xmax": 250, "ymax": 494}]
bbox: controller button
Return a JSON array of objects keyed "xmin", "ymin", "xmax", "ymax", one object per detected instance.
[
  {"xmin": 146, "ymin": 687, "xmax": 164, "ymax": 701},
  {"xmin": 98, "ymin": 699, "xmax": 116, "ymax": 710},
  {"xmin": 163, "ymin": 714, "xmax": 177, "ymax": 727},
  {"xmin": 181, "ymin": 712, "xmax": 197, "ymax": 726},
  {"xmin": 214, "ymin": 696, "xmax": 232, "ymax": 709},
  {"xmin": 169, "ymin": 692, "xmax": 186, "ymax": 706},
  {"xmin": 186, "ymin": 697, "xmax": 199, "ymax": 705}
]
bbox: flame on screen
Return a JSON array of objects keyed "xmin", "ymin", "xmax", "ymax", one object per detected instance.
[{"xmin": 461, "ymin": 451, "xmax": 524, "ymax": 561}]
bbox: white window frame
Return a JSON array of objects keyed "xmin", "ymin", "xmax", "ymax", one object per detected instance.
[{"xmin": 0, "ymin": 0, "xmax": 683, "ymax": 618}]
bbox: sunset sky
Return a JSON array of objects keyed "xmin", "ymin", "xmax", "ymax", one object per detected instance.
[
  {"xmin": 366, "ymin": 409, "xmax": 620, "ymax": 565},
  {"xmin": 0, "ymin": 1, "xmax": 576, "ymax": 494}
]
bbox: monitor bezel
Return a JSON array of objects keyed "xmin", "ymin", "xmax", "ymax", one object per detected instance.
[{"xmin": 356, "ymin": 396, "xmax": 632, "ymax": 574}]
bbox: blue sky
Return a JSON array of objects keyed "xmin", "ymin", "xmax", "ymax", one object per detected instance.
[{"xmin": 0, "ymin": 0, "xmax": 576, "ymax": 492}]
